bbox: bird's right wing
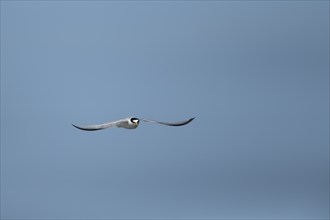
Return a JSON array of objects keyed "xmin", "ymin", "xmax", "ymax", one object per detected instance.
[{"xmin": 72, "ymin": 119, "xmax": 125, "ymax": 131}]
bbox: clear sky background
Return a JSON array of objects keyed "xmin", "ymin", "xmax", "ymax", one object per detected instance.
[{"xmin": 1, "ymin": 1, "xmax": 329, "ymax": 219}]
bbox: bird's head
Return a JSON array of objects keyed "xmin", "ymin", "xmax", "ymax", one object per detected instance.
[{"xmin": 130, "ymin": 117, "xmax": 140, "ymax": 126}]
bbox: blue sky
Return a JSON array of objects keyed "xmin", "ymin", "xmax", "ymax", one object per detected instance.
[{"xmin": 1, "ymin": 1, "xmax": 329, "ymax": 219}]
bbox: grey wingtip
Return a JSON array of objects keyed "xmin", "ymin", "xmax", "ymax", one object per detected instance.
[
  {"xmin": 72, "ymin": 124, "xmax": 90, "ymax": 131},
  {"xmin": 168, "ymin": 117, "xmax": 196, "ymax": 126},
  {"xmin": 72, "ymin": 123, "xmax": 103, "ymax": 131},
  {"xmin": 188, "ymin": 117, "xmax": 196, "ymax": 123},
  {"xmin": 72, "ymin": 124, "xmax": 81, "ymax": 130}
]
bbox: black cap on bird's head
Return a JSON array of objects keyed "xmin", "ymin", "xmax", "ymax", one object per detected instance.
[{"xmin": 130, "ymin": 117, "xmax": 140, "ymax": 125}]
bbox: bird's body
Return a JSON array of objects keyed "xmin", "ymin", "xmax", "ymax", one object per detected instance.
[{"xmin": 72, "ymin": 117, "xmax": 194, "ymax": 131}]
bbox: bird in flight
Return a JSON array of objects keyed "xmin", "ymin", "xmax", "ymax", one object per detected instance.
[{"xmin": 72, "ymin": 117, "xmax": 195, "ymax": 131}]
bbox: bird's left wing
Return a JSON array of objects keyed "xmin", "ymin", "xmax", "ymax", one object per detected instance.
[
  {"xmin": 72, "ymin": 119, "xmax": 125, "ymax": 131},
  {"xmin": 140, "ymin": 117, "xmax": 195, "ymax": 126}
]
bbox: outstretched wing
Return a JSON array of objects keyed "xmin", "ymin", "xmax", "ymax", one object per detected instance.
[
  {"xmin": 72, "ymin": 119, "xmax": 126, "ymax": 131},
  {"xmin": 140, "ymin": 117, "xmax": 195, "ymax": 127}
]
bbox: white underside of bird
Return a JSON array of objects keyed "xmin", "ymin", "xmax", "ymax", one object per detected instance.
[{"xmin": 72, "ymin": 117, "xmax": 195, "ymax": 131}]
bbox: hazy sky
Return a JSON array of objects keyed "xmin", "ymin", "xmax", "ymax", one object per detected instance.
[{"xmin": 1, "ymin": 1, "xmax": 329, "ymax": 219}]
